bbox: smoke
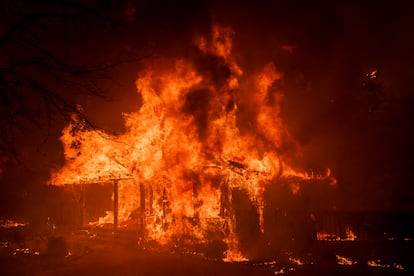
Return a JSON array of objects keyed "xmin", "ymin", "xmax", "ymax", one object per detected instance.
[
  {"xmin": 77, "ymin": 1, "xmax": 414, "ymax": 212},
  {"xmin": 2, "ymin": 0, "xmax": 414, "ymax": 223},
  {"xmin": 182, "ymin": 88, "xmax": 211, "ymax": 141},
  {"xmin": 198, "ymin": 1, "xmax": 414, "ymax": 210}
]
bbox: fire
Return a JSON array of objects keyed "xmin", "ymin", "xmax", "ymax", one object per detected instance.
[
  {"xmin": 49, "ymin": 24, "xmax": 334, "ymax": 259},
  {"xmin": 0, "ymin": 219, "xmax": 28, "ymax": 228},
  {"xmin": 345, "ymin": 225, "xmax": 357, "ymax": 241},
  {"xmin": 367, "ymin": 260, "xmax": 404, "ymax": 270},
  {"xmin": 316, "ymin": 225, "xmax": 357, "ymax": 241},
  {"xmin": 336, "ymin": 255, "xmax": 357, "ymax": 266}
]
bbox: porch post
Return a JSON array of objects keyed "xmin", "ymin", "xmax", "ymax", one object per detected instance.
[{"xmin": 114, "ymin": 179, "xmax": 119, "ymax": 230}]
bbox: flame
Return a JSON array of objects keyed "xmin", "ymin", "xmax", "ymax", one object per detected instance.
[
  {"xmin": 336, "ymin": 255, "xmax": 357, "ymax": 266},
  {"xmin": 289, "ymin": 257, "xmax": 304, "ymax": 266},
  {"xmin": 345, "ymin": 225, "xmax": 357, "ymax": 241},
  {"xmin": 49, "ymin": 24, "xmax": 335, "ymax": 259},
  {"xmin": 367, "ymin": 260, "xmax": 404, "ymax": 270},
  {"xmin": 0, "ymin": 219, "xmax": 28, "ymax": 228},
  {"xmin": 317, "ymin": 225, "xmax": 357, "ymax": 241}
]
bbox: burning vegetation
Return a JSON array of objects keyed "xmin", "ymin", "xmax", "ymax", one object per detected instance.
[{"xmin": 48, "ymin": 24, "xmax": 335, "ymax": 261}]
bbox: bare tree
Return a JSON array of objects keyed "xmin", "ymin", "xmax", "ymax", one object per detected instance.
[{"xmin": 0, "ymin": 0, "xmax": 147, "ymax": 156}]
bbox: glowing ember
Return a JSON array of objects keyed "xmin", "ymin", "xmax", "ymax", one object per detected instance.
[
  {"xmin": 367, "ymin": 260, "xmax": 390, "ymax": 268},
  {"xmin": 223, "ymin": 249, "xmax": 249, "ymax": 263},
  {"xmin": 274, "ymin": 268, "xmax": 286, "ymax": 275},
  {"xmin": 345, "ymin": 225, "xmax": 357, "ymax": 241},
  {"xmin": 367, "ymin": 260, "xmax": 404, "ymax": 270},
  {"xmin": 0, "ymin": 219, "xmax": 28, "ymax": 228},
  {"xmin": 289, "ymin": 257, "xmax": 304, "ymax": 266},
  {"xmin": 49, "ymin": 24, "xmax": 334, "ymax": 259},
  {"xmin": 316, "ymin": 232, "xmax": 340, "ymax": 241},
  {"xmin": 317, "ymin": 225, "xmax": 357, "ymax": 241},
  {"xmin": 336, "ymin": 255, "xmax": 357, "ymax": 266}
]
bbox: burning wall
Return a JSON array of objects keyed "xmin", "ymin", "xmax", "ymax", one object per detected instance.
[{"xmin": 49, "ymin": 24, "xmax": 334, "ymax": 260}]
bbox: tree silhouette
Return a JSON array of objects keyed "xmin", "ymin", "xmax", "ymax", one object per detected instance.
[{"xmin": 0, "ymin": 0, "xmax": 146, "ymax": 156}]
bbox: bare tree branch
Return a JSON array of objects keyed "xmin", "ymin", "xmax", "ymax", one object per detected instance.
[{"xmin": 0, "ymin": 0, "xmax": 149, "ymax": 156}]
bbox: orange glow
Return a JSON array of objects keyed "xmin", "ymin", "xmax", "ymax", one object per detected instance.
[
  {"xmin": 316, "ymin": 232, "xmax": 340, "ymax": 241},
  {"xmin": 0, "ymin": 219, "xmax": 27, "ymax": 228},
  {"xmin": 336, "ymin": 255, "xmax": 357, "ymax": 265},
  {"xmin": 345, "ymin": 225, "xmax": 357, "ymax": 241},
  {"xmin": 49, "ymin": 24, "xmax": 335, "ymax": 260},
  {"xmin": 317, "ymin": 225, "xmax": 357, "ymax": 241},
  {"xmin": 367, "ymin": 260, "xmax": 404, "ymax": 270}
]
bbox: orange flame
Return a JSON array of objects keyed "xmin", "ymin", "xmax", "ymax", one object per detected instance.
[{"xmin": 49, "ymin": 24, "xmax": 335, "ymax": 259}]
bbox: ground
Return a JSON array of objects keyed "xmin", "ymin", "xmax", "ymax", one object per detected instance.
[{"xmin": 0, "ymin": 228, "xmax": 412, "ymax": 275}]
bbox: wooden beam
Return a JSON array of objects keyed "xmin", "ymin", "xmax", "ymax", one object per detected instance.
[
  {"xmin": 139, "ymin": 183, "xmax": 145, "ymax": 238},
  {"xmin": 114, "ymin": 179, "xmax": 119, "ymax": 230}
]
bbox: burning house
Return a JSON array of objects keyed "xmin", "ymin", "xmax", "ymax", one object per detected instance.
[
  {"xmin": 1, "ymin": 1, "xmax": 414, "ymax": 274},
  {"xmin": 48, "ymin": 24, "xmax": 336, "ymax": 261}
]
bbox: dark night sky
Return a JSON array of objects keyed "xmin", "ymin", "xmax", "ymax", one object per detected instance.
[{"xmin": 1, "ymin": 0, "xmax": 414, "ymax": 219}]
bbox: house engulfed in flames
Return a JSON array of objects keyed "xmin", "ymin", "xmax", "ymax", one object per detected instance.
[{"xmin": 49, "ymin": 25, "xmax": 336, "ymax": 260}]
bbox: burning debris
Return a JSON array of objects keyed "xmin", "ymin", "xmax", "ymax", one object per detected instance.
[
  {"xmin": 367, "ymin": 259, "xmax": 404, "ymax": 270},
  {"xmin": 317, "ymin": 225, "xmax": 357, "ymax": 241},
  {"xmin": 48, "ymin": 24, "xmax": 335, "ymax": 260},
  {"xmin": 0, "ymin": 220, "xmax": 28, "ymax": 228},
  {"xmin": 336, "ymin": 255, "xmax": 357, "ymax": 266}
]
